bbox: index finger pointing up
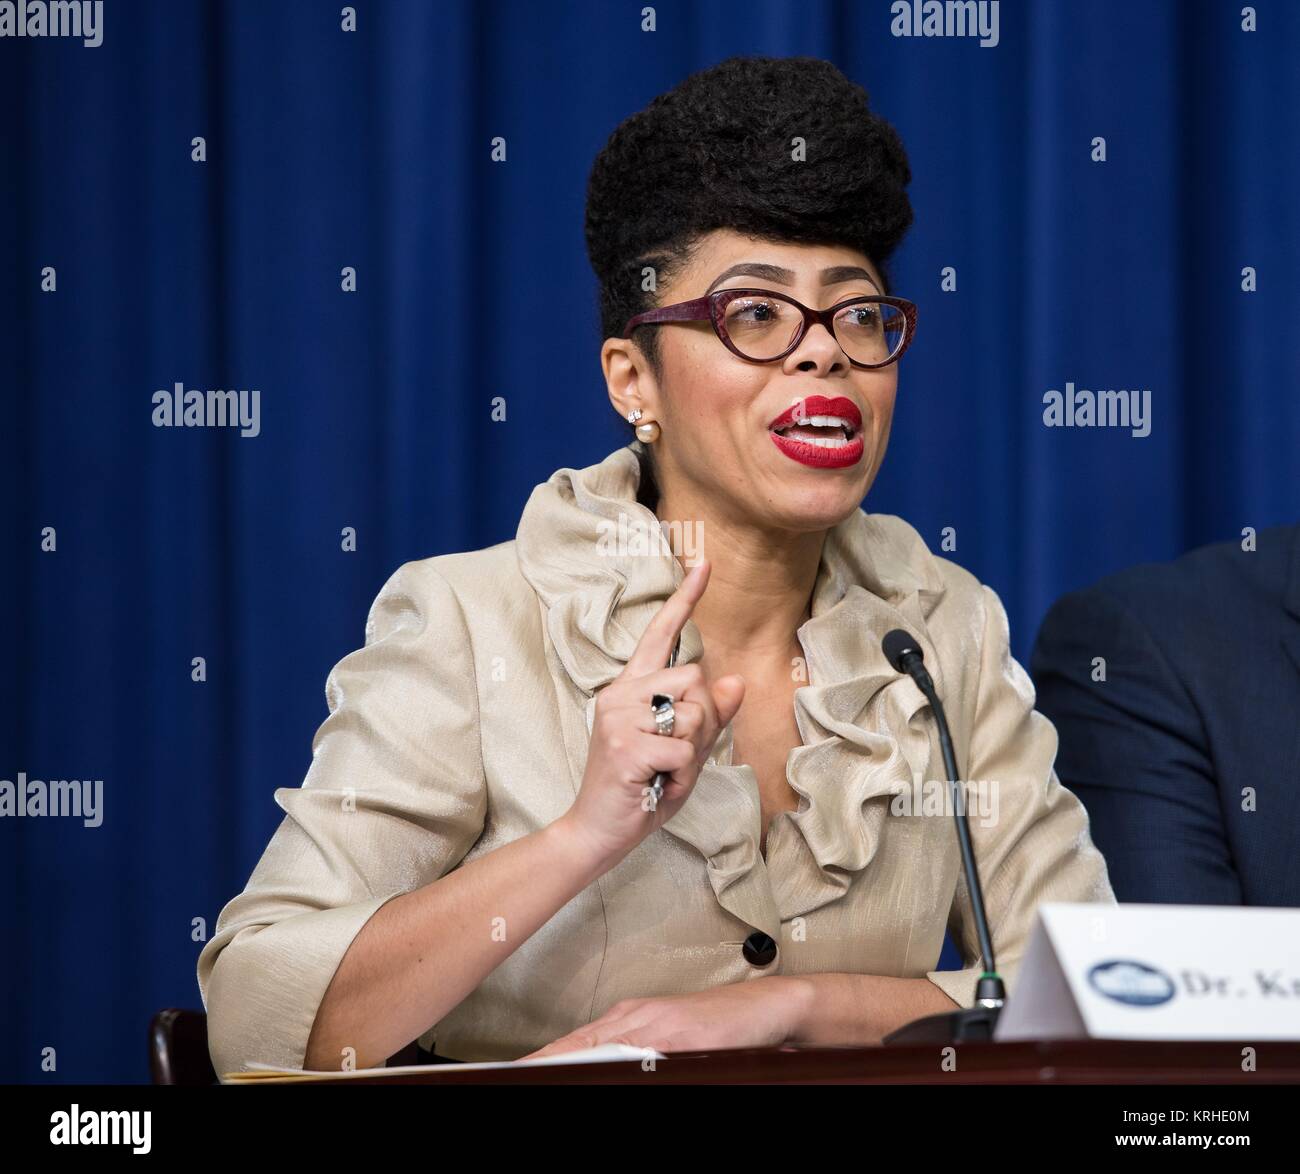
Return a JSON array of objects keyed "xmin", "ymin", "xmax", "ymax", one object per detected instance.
[{"xmin": 621, "ymin": 558, "xmax": 710, "ymax": 680}]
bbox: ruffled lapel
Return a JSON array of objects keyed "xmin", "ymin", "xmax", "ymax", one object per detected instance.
[
  {"xmin": 516, "ymin": 441, "xmax": 950, "ymax": 936},
  {"xmin": 515, "ymin": 442, "xmax": 705, "ymax": 696},
  {"xmin": 778, "ymin": 536, "xmax": 944, "ymax": 922}
]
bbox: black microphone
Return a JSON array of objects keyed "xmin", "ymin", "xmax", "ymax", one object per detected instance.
[{"xmin": 879, "ymin": 629, "xmax": 1007, "ymax": 1043}]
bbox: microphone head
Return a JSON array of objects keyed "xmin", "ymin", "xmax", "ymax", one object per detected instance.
[{"xmin": 882, "ymin": 628, "xmax": 923, "ymax": 672}]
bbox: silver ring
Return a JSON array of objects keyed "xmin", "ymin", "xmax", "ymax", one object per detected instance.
[
  {"xmin": 650, "ymin": 693, "xmax": 675, "ymax": 737},
  {"xmin": 645, "ymin": 693, "xmax": 676, "ymax": 812}
]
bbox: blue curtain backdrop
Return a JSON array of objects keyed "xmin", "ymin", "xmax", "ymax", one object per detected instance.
[{"xmin": 2, "ymin": 0, "xmax": 1297, "ymax": 1083}]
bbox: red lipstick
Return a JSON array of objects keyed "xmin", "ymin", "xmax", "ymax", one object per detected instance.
[{"xmin": 767, "ymin": 395, "xmax": 865, "ymax": 469}]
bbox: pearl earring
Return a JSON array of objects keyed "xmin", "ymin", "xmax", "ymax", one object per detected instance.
[
  {"xmin": 635, "ymin": 420, "xmax": 661, "ymax": 444},
  {"xmin": 626, "ymin": 408, "xmax": 643, "ymax": 424}
]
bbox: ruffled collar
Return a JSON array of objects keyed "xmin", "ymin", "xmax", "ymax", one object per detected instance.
[{"xmin": 516, "ymin": 441, "xmax": 951, "ymax": 942}]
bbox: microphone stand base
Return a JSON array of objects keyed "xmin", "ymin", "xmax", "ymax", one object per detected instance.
[{"xmin": 882, "ymin": 1005, "xmax": 1002, "ymax": 1045}]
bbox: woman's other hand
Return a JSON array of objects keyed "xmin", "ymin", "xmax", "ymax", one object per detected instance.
[{"xmin": 518, "ymin": 976, "xmax": 812, "ymax": 1060}]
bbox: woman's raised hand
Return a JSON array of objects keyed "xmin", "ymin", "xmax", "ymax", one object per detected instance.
[{"xmin": 560, "ymin": 559, "xmax": 746, "ymax": 871}]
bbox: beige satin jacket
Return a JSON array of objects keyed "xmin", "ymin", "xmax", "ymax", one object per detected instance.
[{"xmin": 197, "ymin": 441, "xmax": 1114, "ymax": 1074}]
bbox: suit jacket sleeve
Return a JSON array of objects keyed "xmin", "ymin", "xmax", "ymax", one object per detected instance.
[
  {"xmin": 1030, "ymin": 586, "xmax": 1241, "ymax": 904},
  {"xmin": 196, "ymin": 560, "xmax": 487, "ymax": 1075},
  {"xmin": 927, "ymin": 585, "xmax": 1115, "ymax": 1008}
]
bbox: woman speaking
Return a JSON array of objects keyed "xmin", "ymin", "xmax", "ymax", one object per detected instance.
[{"xmin": 198, "ymin": 55, "xmax": 1114, "ymax": 1073}]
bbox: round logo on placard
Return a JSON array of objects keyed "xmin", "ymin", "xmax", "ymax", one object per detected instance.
[{"xmin": 1087, "ymin": 960, "xmax": 1177, "ymax": 1006}]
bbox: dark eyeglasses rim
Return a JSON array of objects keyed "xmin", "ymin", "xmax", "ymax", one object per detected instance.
[{"xmin": 623, "ymin": 287, "xmax": 919, "ymax": 370}]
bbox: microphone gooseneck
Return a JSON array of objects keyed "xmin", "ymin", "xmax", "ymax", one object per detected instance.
[{"xmin": 880, "ymin": 628, "xmax": 1007, "ymax": 1043}]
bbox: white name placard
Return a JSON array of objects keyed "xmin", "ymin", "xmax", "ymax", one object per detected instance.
[{"xmin": 995, "ymin": 903, "xmax": 1300, "ymax": 1041}]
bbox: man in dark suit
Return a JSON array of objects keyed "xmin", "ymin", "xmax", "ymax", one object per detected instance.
[{"xmin": 1030, "ymin": 524, "xmax": 1300, "ymax": 907}]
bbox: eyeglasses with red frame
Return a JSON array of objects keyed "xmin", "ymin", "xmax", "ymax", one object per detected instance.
[{"xmin": 623, "ymin": 287, "xmax": 918, "ymax": 369}]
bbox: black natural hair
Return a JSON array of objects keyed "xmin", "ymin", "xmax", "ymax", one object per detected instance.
[{"xmin": 584, "ymin": 53, "xmax": 915, "ymax": 482}]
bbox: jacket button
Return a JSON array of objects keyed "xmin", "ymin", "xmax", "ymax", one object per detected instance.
[{"xmin": 742, "ymin": 931, "xmax": 778, "ymax": 967}]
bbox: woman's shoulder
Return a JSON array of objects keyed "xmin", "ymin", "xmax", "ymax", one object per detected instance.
[
  {"xmin": 859, "ymin": 512, "xmax": 1029, "ymax": 726},
  {"xmin": 366, "ymin": 539, "xmax": 539, "ymax": 639},
  {"xmin": 858, "ymin": 510, "xmax": 993, "ymax": 613}
]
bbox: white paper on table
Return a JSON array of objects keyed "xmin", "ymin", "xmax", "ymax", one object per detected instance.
[{"xmin": 222, "ymin": 1043, "xmax": 665, "ymax": 1083}]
